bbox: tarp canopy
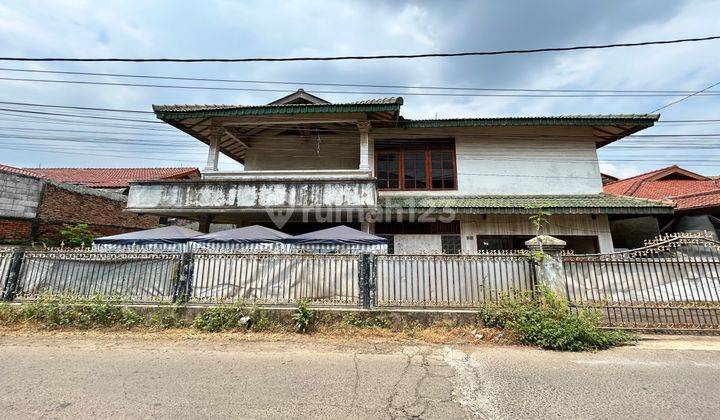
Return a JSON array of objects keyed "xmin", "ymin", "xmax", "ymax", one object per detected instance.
[
  {"xmin": 285, "ymin": 225, "xmax": 387, "ymax": 245},
  {"xmin": 193, "ymin": 225, "xmax": 291, "ymax": 244},
  {"xmin": 94, "ymin": 226, "xmax": 202, "ymax": 245}
]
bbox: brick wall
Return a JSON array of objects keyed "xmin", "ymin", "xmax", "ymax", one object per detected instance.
[
  {"xmin": 0, "ymin": 218, "xmax": 33, "ymax": 241},
  {"xmin": 37, "ymin": 183, "xmax": 159, "ymax": 239},
  {"xmin": 0, "ymin": 172, "xmax": 160, "ymax": 244}
]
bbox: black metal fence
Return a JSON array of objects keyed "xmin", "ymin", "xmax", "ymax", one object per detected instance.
[
  {"xmin": 1, "ymin": 235, "xmax": 720, "ymax": 333},
  {"xmin": 11, "ymin": 250, "xmax": 182, "ymax": 302},
  {"xmin": 189, "ymin": 252, "xmax": 360, "ymax": 306},
  {"xmin": 375, "ymin": 253, "xmax": 535, "ymax": 308},
  {"xmin": 563, "ymin": 236, "xmax": 720, "ymax": 331}
]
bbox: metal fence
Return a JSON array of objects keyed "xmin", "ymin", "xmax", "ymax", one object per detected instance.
[
  {"xmin": 375, "ymin": 253, "xmax": 536, "ymax": 308},
  {"xmin": 189, "ymin": 252, "xmax": 360, "ymax": 306},
  {"xmin": 0, "ymin": 248, "xmax": 15, "ymax": 294},
  {"xmin": 14, "ymin": 250, "xmax": 183, "ymax": 302},
  {"xmin": 563, "ymin": 236, "xmax": 720, "ymax": 330}
]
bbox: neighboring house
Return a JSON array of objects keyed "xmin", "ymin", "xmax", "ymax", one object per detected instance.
[
  {"xmin": 21, "ymin": 167, "xmax": 200, "ymax": 194},
  {"xmin": 125, "ymin": 90, "xmax": 672, "ymax": 254},
  {"xmin": 0, "ymin": 164, "xmax": 160, "ymax": 244},
  {"xmin": 604, "ymin": 165, "xmax": 720, "ymax": 246},
  {"xmin": 601, "ymin": 173, "xmax": 619, "ymax": 185}
]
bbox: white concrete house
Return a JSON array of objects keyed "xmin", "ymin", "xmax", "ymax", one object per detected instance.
[{"xmin": 126, "ymin": 90, "xmax": 672, "ymax": 254}]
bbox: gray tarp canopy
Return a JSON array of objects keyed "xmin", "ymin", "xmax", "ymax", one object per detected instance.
[
  {"xmin": 94, "ymin": 226, "xmax": 202, "ymax": 245},
  {"xmin": 285, "ymin": 225, "xmax": 387, "ymax": 245},
  {"xmin": 193, "ymin": 225, "xmax": 290, "ymax": 244}
]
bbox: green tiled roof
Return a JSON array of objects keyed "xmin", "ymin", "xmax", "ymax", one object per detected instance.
[
  {"xmin": 398, "ymin": 114, "xmax": 659, "ymax": 129},
  {"xmin": 379, "ymin": 194, "xmax": 673, "ymax": 215},
  {"xmin": 153, "ymin": 97, "xmax": 403, "ymax": 120}
]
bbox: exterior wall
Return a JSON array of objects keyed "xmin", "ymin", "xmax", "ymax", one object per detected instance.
[
  {"xmin": 0, "ymin": 172, "xmax": 43, "ymax": 219},
  {"xmin": 393, "ymin": 234, "xmax": 442, "ymax": 254},
  {"xmin": 243, "ymin": 135, "xmax": 360, "ymax": 171},
  {"xmin": 458, "ymin": 214, "xmax": 614, "ymax": 253},
  {"xmin": 0, "ymin": 219, "xmax": 33, "ymax": 241},
  {"xmin": 372, "ymin": 126, "xmax": 603, "ymax": 196},
  {"xmin": 0, "ymin": 171, "xmax": 159, "ymax": 243},
  {"xmin": 38, "ymin": 183, "xmax": 158, "ymax": 235}
]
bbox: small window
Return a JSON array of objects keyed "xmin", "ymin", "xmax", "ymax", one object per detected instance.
[
  {"xmin": 376, "ymin": 152, "xmax": 400, "ymax": 189},
  {"xmin": 441, "ymin": 235, "xmax": 462, "ymax": 254},
  {"xmin": 375, "ymin": 140, "xmax": 456, "ymax": 191}
]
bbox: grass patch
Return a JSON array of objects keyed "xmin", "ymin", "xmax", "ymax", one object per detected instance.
[{"xmin": 479, "ymin": 287, "xmax": 635, "ymax": 351}]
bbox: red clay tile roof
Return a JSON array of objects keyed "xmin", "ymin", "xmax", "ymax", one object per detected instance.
[
  {"xmin": 0, "ymin": 163, "xmax": 44, "ymax": 179},
  {"xmin": 20, "ymin": 167, "xmax": 200, "ymax": 188},
  {"xmin": 604, "ymin": 166, "xmax": 720, "ymax": 211}
]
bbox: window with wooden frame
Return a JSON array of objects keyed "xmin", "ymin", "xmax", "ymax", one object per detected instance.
[{"xmin": 374, "ymin": 139, "xmax": 456, "ymax": 191}]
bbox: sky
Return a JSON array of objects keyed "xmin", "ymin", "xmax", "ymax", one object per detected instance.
[{"xmin": 0, "ymin": 0, "xmax": 719, "ymax": 178}]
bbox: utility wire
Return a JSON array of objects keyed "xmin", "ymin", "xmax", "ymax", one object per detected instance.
[
  {"xmin": 650, "ymin": 79, "xmax": 720, "ymax": 112},
  {"xmin": 0, "ymin": 67, "xmax": 717, "ymax": 95},
  {"xmin": 3, "ymin": 76, "xmax": 720, "ymax": 98},
  {"xmin": 1, "ymin": 35, "xmax": 719, "ymax": 62}
]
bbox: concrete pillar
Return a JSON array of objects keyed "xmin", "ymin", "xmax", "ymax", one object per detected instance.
[
  {"xmin": 198, "ymin": 215, "xmax": 213, "ymax": 233},
  {"xmin": 357, "ymin": 122, "xmax": 371, "ymax": 171},
  {"xmin": 205, "ymin": 127, "xmax": 221, "ymax": 171},
  {"xmin": 525, "ymin": 235, "xmax": 567, "ymax": 296},
  {"xmin": 360, "ymin": 221, "xmax": 371, "ymax": 233}
]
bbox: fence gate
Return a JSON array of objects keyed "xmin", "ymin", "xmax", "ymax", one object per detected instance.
[{"xmin": 563, "ymin": 235, "xmax": 720, "ymax": 331}]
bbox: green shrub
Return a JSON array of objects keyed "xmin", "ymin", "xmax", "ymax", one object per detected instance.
[
  {"xmin": 146, "ymin": 305, "xmax": 186, "ymax": 329},
  {"xmin": 58, "ymin": 223, "xmax": 95, "ymax": 248},
  {"xmin": 0, "ymin": 302, "xmax": 20, "ymax": 325},
  {"xmin": 479, "ymin": 288, "xmax": 635, "ymax": 351},
  {"xmin": 193, "ymin": 301, "xmax": 247, "ymax": 332},
  {"xmin": 292, "ymin": 299, "xmax": 315, "ymax": 333}
]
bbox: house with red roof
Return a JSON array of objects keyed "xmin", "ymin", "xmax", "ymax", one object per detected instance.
[
  {"xmin": 604, "ymin": 165, "xmax": 720, "ymax": 247},
  {"xmin": 20, "ymin": 167, "xmax": 200, "ymax": 194},
  {"xmin": 0, "ymin": 163, "xmax": 161, "ymax": 244}
]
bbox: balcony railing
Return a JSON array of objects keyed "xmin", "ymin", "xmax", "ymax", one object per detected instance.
[{"xmin": 126, "ymin": 170, "xmax": 377, "ymax": 213}]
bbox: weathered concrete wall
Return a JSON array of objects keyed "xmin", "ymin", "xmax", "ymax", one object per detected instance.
[
  {"xmin": 459, "ymin": 214, "xmax": 614, "ymax": 253},
  {"xmin": 393, "ymin": 234, "xmax": 443, "ymax": 254},
  {"xmin": 244, "ymin": 135, "xmax": 360, "ymax": 171},
  {"xmin": 127, "ymin": 179, "xmax": 378, "ymax": 211},
  {"xmin": 0, "ymin": 172, "xmax": 42, "ymax": 219}
]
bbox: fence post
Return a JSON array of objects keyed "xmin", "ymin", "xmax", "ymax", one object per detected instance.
[
  {"xmin": 525, "ymin": 236, "xmax": 567, "ymax": 296},
  {"xmin": 358, "ymin": 253, "xmax": 375, "ymax": 309},
  {"xmin": 2, "ymin": 249, "xmax": 25, "ymax": 301},
  {"xmin": 173, "ymin": 252, "xmax": 193, "ymax": 304}
]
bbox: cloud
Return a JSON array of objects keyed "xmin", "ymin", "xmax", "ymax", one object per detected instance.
[{"xmin": 0, "ymin": 0, "xmax": 717, "ymax": 175}]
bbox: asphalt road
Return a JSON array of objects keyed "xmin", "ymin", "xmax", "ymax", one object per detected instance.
[{"xmin": 1, "ymin": 334, "xmax": 719, "ymax": 419}]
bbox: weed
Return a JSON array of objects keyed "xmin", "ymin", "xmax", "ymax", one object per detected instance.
[
  {"xmin": 192, "ymin": 301, "xmax": 247, "ymax": 332},
  {"xmin": 479, "ymin": 287, "xmax": 635, "ymax": 351},
  {"xmin": 292, "ymin": 299, "xmax": 315, "ymax": 333},
  {"xmin": 19, "ymin": 294, "xmax": 143, "ymax": 330},
  {"xmin": 343, "ymin": 311, "xmax": 390, "ymax": 329}
]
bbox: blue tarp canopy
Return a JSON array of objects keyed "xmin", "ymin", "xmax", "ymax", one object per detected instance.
[
  {"xmin": 94, "ymin": 226, "xmax": 202, "ymax": 245},
  {"xmin": 193, "ymin": 225, "xmax": 291, "ymax": 244},
  {"xmin": 285, "ymin": 225, "xmax": 387, "ymax": 245}
]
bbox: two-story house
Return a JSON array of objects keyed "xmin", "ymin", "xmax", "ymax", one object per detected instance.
[{"xmin": 126, "ymin": 89, "xmax": 672, "ymax": 254}]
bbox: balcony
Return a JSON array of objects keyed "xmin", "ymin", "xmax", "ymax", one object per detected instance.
[{"xmin": 126, "ymin": 170, "xmax": 377, "ymax": 215}]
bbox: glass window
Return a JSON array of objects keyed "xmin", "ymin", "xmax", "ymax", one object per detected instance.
[
  {"xmin": 375, "ymin": 140, "xmax": 455, "ymax": 191},
  {"xmin": 376, "ymin": 152, "xmax": 399, "ymax": 189},
  {"xmin": 441, "ymin": 235, "xmax": 462, "ymax": 254}
]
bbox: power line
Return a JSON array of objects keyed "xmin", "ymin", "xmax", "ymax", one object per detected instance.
[
  {"xmin": 1, "ymin": 67, "xmax": 717, "ymax": 95},
  {"xmin": 1, "ymin": 35, "xmax": 719, "ymax": 62},
  {"xmin": 3, "ymin": 75, "xmax": 720, "ymax": 98},
  {"xmin": 0, "ymin": 101, "xmax": 153, "ymax": 114},
  {"xmin": 650, "ymin": 79, "xmax": 720, "ymax": 113}
]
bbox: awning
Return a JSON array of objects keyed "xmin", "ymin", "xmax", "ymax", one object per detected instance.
[
  {"xmin": 193, "ymin": 225, "xmax": 290, "ymax": 244},
  {"xmin": 94, "ymin": 226, "xmax": 202, "ymax": 245},
  {"xmin": 285, "ymin": 225, "xmax": 388, "ymax": 245}
]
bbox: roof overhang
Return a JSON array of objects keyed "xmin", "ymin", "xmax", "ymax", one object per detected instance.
[
  {"xmin": 153, "ymin": 99, "xmax": 403, "ymax": 163},
  {"xmin": 397, "ymin": 114, "xmax": 660, "ymax": 148},
  {"xmin": 379, "ymin": 194, "xmax": 674, "ymax": 215}
]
